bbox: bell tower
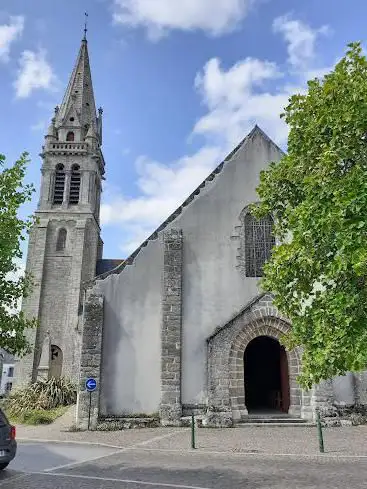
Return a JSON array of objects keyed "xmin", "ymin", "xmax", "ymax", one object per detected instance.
[{"xmin": 16, "ymin": 34, "xmax": 105, "ymax": 384}]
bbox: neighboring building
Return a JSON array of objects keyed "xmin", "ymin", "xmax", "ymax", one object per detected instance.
[
  {"xmin": 16, "ymin": 32, "xmax": 367, "ymax": 428},
  {"xmin": 0, "ymin": 349, "xmax": 15, "ymax": 396}
]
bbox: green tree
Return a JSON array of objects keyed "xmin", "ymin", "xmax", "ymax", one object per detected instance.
[
  {"xmin": 0, "ymin": 152, "xmax": 36, "ymax": 355},
  {"xmin": 253, "ymin": 42, "xmax": 367, "ymax": 388}
]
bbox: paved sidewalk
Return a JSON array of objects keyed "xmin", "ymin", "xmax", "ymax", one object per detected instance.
[{"xmin": 16, "ymin": 407, "xmax": 367, "ymax": 457}]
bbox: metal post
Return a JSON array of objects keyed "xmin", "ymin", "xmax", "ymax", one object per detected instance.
[
  {"xmin": 316, "ymin": 410, "xmax": 325, "ymax": 453},
  {"xmin": 191, "ymin": 414, "xmax": 196, "ymax": 449},
  {"xmin": 87, "ymin": 391, "xmax": 92, "ymax": 430}
]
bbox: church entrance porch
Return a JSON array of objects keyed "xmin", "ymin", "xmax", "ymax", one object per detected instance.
[
  {"xmin": 206, "ymin": 299, "xmax": 309, "ymax": 427},
  {"xmin": 244, "ymin": 336, "xmax": 290, "ymax": 414}
]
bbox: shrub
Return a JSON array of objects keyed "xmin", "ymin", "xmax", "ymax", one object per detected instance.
[
  {"xmin": 5, "ymin": 377, "xmax": 77, "ymax": 418},
  {"xmin": 12, "ymin": 406, "xmax": 68, "ymax": 425}
]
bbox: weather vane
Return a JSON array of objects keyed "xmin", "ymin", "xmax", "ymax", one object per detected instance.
[{"xmin": 83, "ymin": 12, "xmax": 88, "ymax": 40}]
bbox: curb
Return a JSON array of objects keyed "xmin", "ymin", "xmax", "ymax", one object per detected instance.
[{"xmin": 17, "ymin": 437, "xmax": 123, "ymax": 450}]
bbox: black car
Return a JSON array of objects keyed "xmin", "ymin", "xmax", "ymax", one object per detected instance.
[{"xmin": 0, "ymin": 409, "xmax": 16, "ymax": 470}]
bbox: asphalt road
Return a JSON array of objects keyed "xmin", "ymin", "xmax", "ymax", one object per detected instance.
[{"xmin": 0, "ymin": 441, "xmax": 366, "ymax": 488}]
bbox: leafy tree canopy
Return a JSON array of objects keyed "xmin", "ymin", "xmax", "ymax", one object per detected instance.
[
  {"xmin": 0, "ymin": 152, "xmax": 36, "ymax": 355},
  {"xmin": 253, "ymin": 42, "xmax": 367, "ymax": 388}
]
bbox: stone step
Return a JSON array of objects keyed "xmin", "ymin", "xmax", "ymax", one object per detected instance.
[
  {"xmin": 236, "ymin": 421, "xmax": 315, "ymax": 427},
  {"xmin": 238, "ymin": 417, "xmax": 309, "ymax": 425}
]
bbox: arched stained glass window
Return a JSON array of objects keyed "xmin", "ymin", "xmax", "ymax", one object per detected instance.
[{"xmin": 244, "ymin": 213, "xmax": 275, "ymax": 277}]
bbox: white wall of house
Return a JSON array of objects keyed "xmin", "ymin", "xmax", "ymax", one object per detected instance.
[{"xmin": 0, "ymin": 363, "xmax": 15, "ymax": 396}]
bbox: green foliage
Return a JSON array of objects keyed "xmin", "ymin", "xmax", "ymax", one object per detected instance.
[
  {"xmin": 0, "ymin": 152, "xmax": 36, "ymax": 355},
  {"xmin": 9, "ymin": 406, "xmax": 68, "ymax": 425},
  {"xmin": 5, "ymin": 377, "xmax": 77, "ymax": 418},
  {"xmin": 253, "ymin": 42, "xmax": 367, "ymax": 388}
]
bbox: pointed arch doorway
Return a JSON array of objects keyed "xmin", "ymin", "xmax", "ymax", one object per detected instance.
[{"xmin": 244, "ymin": 336, "xmax": 290, "ymax": 414}]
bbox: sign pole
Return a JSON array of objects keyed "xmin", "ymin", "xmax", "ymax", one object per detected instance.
[
  {"xmin": 85, "ymin": 377, "xmax": 97, "ymax": 431},
  {"xmin": 87, "ymin": 391, "xmax": 92, "ymax": 431},
  {"xmin": 191, "ymin": 414, "xmax": 196, "ymax": 449}
]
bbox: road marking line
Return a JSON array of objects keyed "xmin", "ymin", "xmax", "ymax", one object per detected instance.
[
  {"xmin": 44, "ymin": 448, "xmax": 123, "ymax": 472},
  {"xmin": 136, "ymin": 429, "xmax": 189, "ymax": 447},
  {"xmin": 33, "ymin": 471, "xmax": 213, "ymax": 489},
  {"xmin": 44, "ymin": 429, "xmax": 184, "ymax": 472}
]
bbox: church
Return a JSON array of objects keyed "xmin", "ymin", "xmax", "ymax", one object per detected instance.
[{"xmin": 16, "ymin": 35, "xmax": 367, "ymax": 429}]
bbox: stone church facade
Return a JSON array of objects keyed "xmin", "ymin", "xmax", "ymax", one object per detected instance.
[{"xmin": 17, "ymin": 36, "xmax": 367, "ymax": 429}]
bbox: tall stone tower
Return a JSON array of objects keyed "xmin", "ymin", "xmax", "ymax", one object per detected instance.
[{"xmin": 16, "ymin": 34, "xmax": 105, "ymax": 385}]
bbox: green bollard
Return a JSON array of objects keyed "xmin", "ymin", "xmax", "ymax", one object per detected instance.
[
  {"xmin": 191, "ymin": 414, "xmax": 196, "ymax": 449},
  {"xmin": 316, "ymin": 410, "xmax": 325, "ymax": 453}
]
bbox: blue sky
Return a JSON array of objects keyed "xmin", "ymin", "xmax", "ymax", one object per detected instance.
[{"xmin": 0, "ymin": 0, "xmax": 365, "ymax": 260}]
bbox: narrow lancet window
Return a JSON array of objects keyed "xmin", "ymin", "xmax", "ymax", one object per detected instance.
[
  {"xmin": 56, "ymin": 228, "xmax": 67, "ymax": 251},
  {"xmin": 53, "ymin": 164, "xmax": 65, "ymax": 205},
  {"xmin": 69, "ymin": 164, "xmax": 81, "ymax": 205}
]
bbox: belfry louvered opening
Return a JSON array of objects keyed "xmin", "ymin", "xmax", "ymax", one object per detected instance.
[
  {"xmin": 53, "ymin": 164, "xmax": 65, "ymax": 205},
  {"xmin": 69, "ymin": 164, "xmax": 81, "ymax": 205}
]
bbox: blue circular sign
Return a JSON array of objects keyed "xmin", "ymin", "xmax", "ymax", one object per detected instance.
[{"xmin": 85, "ymin": 378, "xmax": 97, "ymax": 392}]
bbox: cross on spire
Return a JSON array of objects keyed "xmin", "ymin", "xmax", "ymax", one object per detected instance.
[{"xmin": 83, "ymin": 12, "xmax": 88, "ymax": 40}]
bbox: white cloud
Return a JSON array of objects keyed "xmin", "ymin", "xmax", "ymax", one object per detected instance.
[
  {"xmin": 193, "ymin": 57, "xmax": 289, "ymax": 147},
  {"xmin": 113, "ymin": 0, "xmax": 252, "ymax": 39},
  {"xmin": 101, "ymin": 146, "xmax": 222, "ymax": 252},
  {"xmin": 273, "ymin": 14, "xmax": 330, "ymax": 69},
  {"xmin": 102, "ymin": 15, "xmax": 332, "ymax": 253},
  {"xmin": 0, "ymin": 15, "xmax": 24, "ymax": 62},
  {"xmin": 14, "ymin": 49, "xmax": 58, "ymax": 98}
]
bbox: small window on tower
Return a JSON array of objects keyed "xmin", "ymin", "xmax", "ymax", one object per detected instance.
[
  {"xmin": 66, "ymin": 131, "xmax": 74, "ymax": 141},
  {"xmin": 69, "ymin": 117, "xmax": 75, "ymax": 122},
  {"xmin": 69, "ymin": 164, "xmax": 81, "ymax": 205},
  {"xmin": 56, "ymin": 228, "xmax": 67, "ymax": 251},
  {"xmin": 53, "ymin": 164, "xmax": 65, "ymax": 205}
]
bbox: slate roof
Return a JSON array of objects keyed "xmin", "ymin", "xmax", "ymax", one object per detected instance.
[
  {"xmin": 0, "ymin": 348, "xmax": 15, "ymax": 364},
  {"xmin": 96, "ymin": 259, "xmax": 125, "ymax": 277}
]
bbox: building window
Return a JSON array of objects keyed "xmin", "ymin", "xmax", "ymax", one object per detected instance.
[
  {"xmin": 69, "ymin": 164, "xmax": 81, "ymax": 205},
  {"xmin": 244, "ymin": 213, "xmax": 275, "ymax": 277},
  {"xmin": 53, "ymin": 164, "xmax": 65, "ymax": 205},
  {"xmin": 7, "ymin": 367, "xmax": 14, "ymax": 378},
  {"xmin": 66, "ymin": 131, "xmax": 75, "ymax": 141},
  {"xmin": 5, "ymin": 382, "xmax": 12, "ymax": 393},
  {"xmin": 56, "ymin": 228, "xmax": 67, "ymax": 251}
]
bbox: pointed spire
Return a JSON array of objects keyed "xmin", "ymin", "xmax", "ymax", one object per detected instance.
[{"xmin": 55, "ymin": 34, "xmax": 97, "ymax": 136}]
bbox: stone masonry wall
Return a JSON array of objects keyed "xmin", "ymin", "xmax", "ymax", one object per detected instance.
[
  {"xmin": 76, "ymin": 293, "xmax": 104, "ymax": 430},
  {"xmin": 160, "ymin": 229, "xmax": 183, "ymax": 426}
]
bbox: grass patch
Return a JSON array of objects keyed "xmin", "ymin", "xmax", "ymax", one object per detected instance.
[{"xmin": 7, "ymin": 406, "xmax": 69, "ymax": 425}]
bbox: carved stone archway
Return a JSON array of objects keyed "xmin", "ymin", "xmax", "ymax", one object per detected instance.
[
  {"xmin": 229, "ymin": 319, "xmax": 301, "ymax": 420},
  {"xmin": 207, "ymin": 294, "xmax": 303, "ymax": 426}
]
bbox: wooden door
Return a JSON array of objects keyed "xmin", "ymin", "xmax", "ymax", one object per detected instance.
[{"xmin": 280, "ymin": 347, "xmax": 290, "ymax": 413}]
